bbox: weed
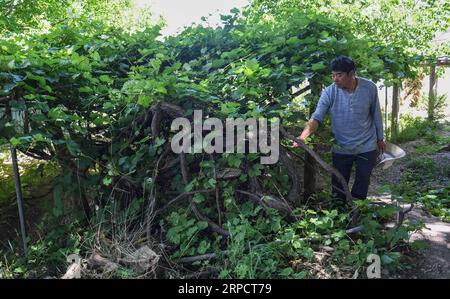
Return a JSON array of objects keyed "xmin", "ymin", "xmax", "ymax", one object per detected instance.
[{"xmin": 418, "ymin": 187, "xmax": 450, "ymax": 222}]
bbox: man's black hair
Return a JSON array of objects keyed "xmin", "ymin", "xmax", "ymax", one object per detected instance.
[{"xmin": 330, "ymin": 55, "xmax": 356, "ymax": 74}]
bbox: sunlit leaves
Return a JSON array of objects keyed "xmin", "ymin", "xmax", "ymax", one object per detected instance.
[
  {"xmin": 311, "ymin": 62, "xmax": 327, "ymax": 71},
  {"xmin": 137, "ymin": 94, "xmax": 151, "ymax": 108}
]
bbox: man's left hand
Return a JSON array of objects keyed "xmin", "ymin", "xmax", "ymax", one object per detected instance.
[{"xmin": 377, "ymin": 140, "xmax": 387, "ymax": 153}]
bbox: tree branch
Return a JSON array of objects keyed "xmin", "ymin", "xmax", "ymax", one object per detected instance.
[
  {"xmin": 236, "ymin": 190, "xmax": 293, "ymax": 216},
  {"xmin": 150, "ymin": 103, "xmax": 162, "ymax": 137},
  {"xmin": 191, "ymin": 202, "xmax": 229, "ymax": 237},
  {"xmin": 280, "ymin": 127, "xmax": 353, "ymax": 204},
  {"xmin": 396, "ymin": 203, "xmax": 414, "ymax": 229}
]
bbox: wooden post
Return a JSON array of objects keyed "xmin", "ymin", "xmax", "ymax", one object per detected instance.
[
  {"xmin": 428, "ymin": 64, "xmax": 437, "ymax": 121},
  {"xmin": 391, "ymin": 83, "xmax": 400, "ymax": 140}
]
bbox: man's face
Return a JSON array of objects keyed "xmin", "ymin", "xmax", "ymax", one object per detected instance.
[{"xmin": 332, "ymin": 71, "xmax": 353, "ymax": 88}]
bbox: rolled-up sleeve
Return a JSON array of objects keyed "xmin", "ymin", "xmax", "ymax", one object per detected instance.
[
  {"xmin": 372, "ymin": 88, "xmax": 384, "ymax": 140},
  {"xmin": 311, "ymin": 88, "xmax": 331, "ymax": 124}
]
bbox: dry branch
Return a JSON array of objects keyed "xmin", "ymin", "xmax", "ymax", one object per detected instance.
[
  {"xmin": 160, "ymin": 102, "xmax": 185, "ymax": 118},
  {"xmin": 87, "ymin": 252, "xmax": 120, "ymax": 273},
  {"xmin": 280, "ymin": 127, "xmax": 353, "ymax": 204},
  {"xmin": 236, "ymin": 190, "xmax": 293, "ymax": 215},
  {"xmin": 150, "ymin": 103, "xmax": 162, "ymax": 137},
  {"xmin": 396, "ymin": 203, "xmax": 414, "ymax": 229},
  {"xmin": 191, "ymin": 202, "xmax": 230, "ymax": 237}
]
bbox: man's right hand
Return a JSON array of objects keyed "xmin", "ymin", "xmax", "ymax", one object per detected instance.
[{"xmin": 294, "ymin": 119, "xmax": 318, "ymax": 147}]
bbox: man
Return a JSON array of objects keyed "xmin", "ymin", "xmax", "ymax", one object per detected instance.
[{"xmin": 297, "ymin": 55, "xmax": 386, "ymax": 208}]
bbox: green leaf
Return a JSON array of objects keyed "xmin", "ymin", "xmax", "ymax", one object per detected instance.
[
  {"xmin": 410, "ymin": 240, "xmax": 429, "ymax": 251},
  {"xmin": 286, "ymin": 36, "xmax": 300, "ymax": 45},
  {"xmin": 377, "ymin": 205, "xmax": 398, "ymax": 218},
  {"xmin": 311, "ymin": 62, "xmax": 326, "ymax": 71},
  {"xmin": 10, "ymin": 137, "xmax": 22, "ymax": 147},
  {"xmin": 150, "ymin": 58, "xmax": 162, "ymax": 70},
  {"xmin": 65, "ymin": 140, "xmax": 80, "ymax": 156},
  {"xmin": 280, "ymin": 267, "xmax": 294, "ymax": 277},
  {"xmin": 246, "ymin": 58, "xmax": 260, "ymax": 72},
  {"xmin": 102, "ymin": 102, "xmax": 114, "ymax": 109},
  {"xmin": 184, "ymin": 180, "xmax": 196, "ymax": 192},
  {"xmin": 10, "ymin": 136, "xmax": 32, "ymax": 147},
  {"xmin": 99, "ymin": 75, "xmax": 113, "ymax": 83},
  {"xmin": 32, "ymin": 133, "xmax": 46, "ymax": 142},
  {"xmin": 155, "ymin": 86, "xmax": 167, "ymax": 94},
  {"xmin": 154, "ymin": 137, "xmax": 166, "ymax": 148},
  {"xmin": 227, "ymin": 154, "xmax": 242, "ymax": 168},
  {"xmin": 79, "ymin": 86, "xmax": 93, "ymax": 93},
  {"xmin": 48, "ymin": 108, "xmax": 68, "ymax": 121},
  {"xmin": 167, "ymin": 227, "xmax": 181, "ymax": 245},
  {"xmin": 220, "ymin": 102, "xmax": 240, "ymax": 115},
  {"xmin": 26, "ymin": 72, "xmax": 46, "ymax": 86},
  {"xmin": 138, "ymin": 95, "xmax": 151, "ymax": 108},
  {"xmin": 197, "ymin": 240, "xmax": 210, "ymax": 254},
  {"xmin": 193, "ymin": 193, "xmax": 206, "ymax": 203},
  {"xmin": 205, "ymin": 178, "xmax": 216, "ymax": 189},
  {"xmin": 249, "ymin": 164, "xmax": 263, "ymax": 177},
  {"xmin": 196, "ymin": 221, "xmax": 208, "ymax": 230},
  {"xmin": 103, "ymin": 177, "xmax": 112, "ymax": 186},
  {"xmin": 92, "ymin": 52, "xmax": 101, "ymax": 61},
  {"xmin": 293, "ymin": 271, "xmax": 307, "ymax": 279},
  {"xmin": 230, "ymin": 8, "xmax": 240, "ymax": 14}
]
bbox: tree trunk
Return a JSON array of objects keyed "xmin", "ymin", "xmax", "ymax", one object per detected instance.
[
  {"xmin": 391, "ymin": 83, "xmax": 400, "ymax": 140},
  {"xmin": 428, "ymin": 64, "xmax": 437, "ymax": 121}
]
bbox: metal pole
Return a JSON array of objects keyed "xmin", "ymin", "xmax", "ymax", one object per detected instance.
[{"xmin": 10, "ymin": 145, "xmax": 28, "ymax": 259}]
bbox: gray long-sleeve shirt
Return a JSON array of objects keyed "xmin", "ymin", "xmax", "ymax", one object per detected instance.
[{"xmin": 311, "ymin": 77, "xmax": 384, "ymax": 154}]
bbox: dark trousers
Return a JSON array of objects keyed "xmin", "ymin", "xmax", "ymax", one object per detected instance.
[{"xmin": 331, "ymin": 150, "xmax": 377, "ymax": 206}]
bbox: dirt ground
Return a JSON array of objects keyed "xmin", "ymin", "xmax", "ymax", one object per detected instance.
[{"xmin": 369, "ymin": 136, "xmax": 450, "ymax": 279}]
